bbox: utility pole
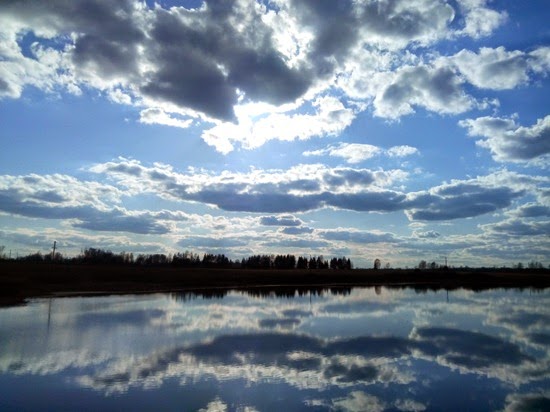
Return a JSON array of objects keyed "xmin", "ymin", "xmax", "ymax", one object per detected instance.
[{"xmin": 51, "ymin": 241, "xmax": 57, "ymax": 261}]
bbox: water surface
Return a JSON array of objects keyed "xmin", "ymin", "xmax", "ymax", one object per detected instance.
[{"xmin": 1, "ymin": 287, "xmax": 549, "ymax": 411}]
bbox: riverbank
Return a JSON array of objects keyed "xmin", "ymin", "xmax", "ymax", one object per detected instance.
[{"xmin": 1, "ymin": 261, "xmax": 549, "ymax": 305}]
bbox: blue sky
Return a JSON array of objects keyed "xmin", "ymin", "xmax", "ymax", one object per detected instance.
[{"xmin": 0, "ymin": 0, "xmax": 548, "ymax": 268}]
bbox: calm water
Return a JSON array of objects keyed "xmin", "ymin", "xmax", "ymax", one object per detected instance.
[{"xmin": 1, "ymin": 287, "xmax": 549, "ymax": 411}]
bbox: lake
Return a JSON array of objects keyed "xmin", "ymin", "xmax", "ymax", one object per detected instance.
[{"xmin": 1, "ymin": 287, "xmax": 549, "ymax": 411}]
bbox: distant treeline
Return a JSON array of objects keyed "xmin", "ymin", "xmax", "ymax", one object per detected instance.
[{"xmin": 7, "ymin": 247, "xmax": 353, "ymax": 270}]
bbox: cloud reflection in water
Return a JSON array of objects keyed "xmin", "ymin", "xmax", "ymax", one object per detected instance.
[{"xmin": 0, "ymin": 287, "xmax": 549, "ymax": 410}]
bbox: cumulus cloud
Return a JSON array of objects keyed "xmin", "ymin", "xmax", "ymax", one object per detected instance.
[
  {"xmin": 332, "ymin": 391, "xmax": 386, "ymax": 412},
  {"xmin": 89, "ymin": 159, "xmax": 546, "ymax": 222},
  {"xmin": 260, "ymin": 215, "xmax": 302, "ymax": 226},
  {"xmin": 387, "ymin": 145, "xmax": 420, "ymax": 158},
  {"xmin": 281, "ymin": 226, "xmax": 314, "ymax": 235},
  {"xmin": 90, "ymin": 159, "xmax": 408, "ymax": 213},
  {"xmin": 319, "ymin": 229, "xmax": 398, "ymax": 244},
  {"xmin": 304, "ymin": 143, "xmax": 381, "ymax": 164},
  {"xmin": 0, "ymin": 0, "xmax": 312, "ymax": 123},
  {"xmin": 177, "ymin": 236, "xmax": 249, "ymax": 249},
  {"xmin": 139, "ymin": 108, "xmax": 193, "ymax": 129},
  {"xmin": 304, "ymin": 143, "xmax": 419, "ymax": 163},
  {"xmin": 0, "ymin": 228, "xmax": 164, "ymax": 254},
  {"xmin": 413, "ymin": 230, "xmax": 441, "ymax": 239},
  {"xmin": 450, "ymin": 46, "xmax": 550, "ymax": 90},
  {"xmin": 481, "ymin": 219, "xmax": 550, "ymax": 237},
  {"xmin": 0, "ymin": 174, "xmax": 190, "ymax": 235},
  {"xmin": 202, "ymin": 96, "xmax": 356, "ymax": 153},
  {"xmin": 513, "ymin": 203, "xmax": 550, "ymax": 218},
  {"xmin": 459, "ymin": 115, "xmax": 550, "ymax": 163},
  {"xmin": 373, "ymin": 63, "xmax": 477, "ymax": 118},
  {"xmin": 502, "ymin": 393, "xmax": 550, "ymax": 412},
  {"xmin": 0, "ymin": 0, "xmax": 515, "ymax": 152},
  {"xmin": 455, "ymin": 0, "xmax": 508, "ymax": 39},
  {"xmin": 405, "ymin": 171, "xmax": 540, "ymax": 221}
]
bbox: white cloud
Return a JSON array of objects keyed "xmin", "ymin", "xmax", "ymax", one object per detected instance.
[
  {"xmin": 0, "ymin": 0, "xmax": 513, "ymax": 149},
  {"xmin": 387, "ymin": 145, "xmax": 420, "ymax": 158},
  {"xmin": 373, "ymin": 63, "xmax": 478, "ymax": 119},
  {"xmin": 332, "ymin": 391, "xmax": 386, "ymax": 412},
  {"xmin": 456, "ymin": 0, "xmax": 508, "ymax": 39},
  {"xmin": 304, "ymin": 143, "xmax": 419, "ymax": 163},
  {"xmin": 450, "ymin": 46, "xmax": 550, "ymax": 90},
  {"xmin": 198, "ymin": 399, "xmax": 227, "ymax": 412},
  {"xmin": 139, "ymin": 108, "xmax": 193, "ymax": 129},
  {"xmin": 459, "ymin": 114, "xmax": 550, "ymax": 163},
  {"xmin": 304, "ymin": 143, "xmax": 381, "ymax": 164},
  {"xmin": 202, "ymin": 96, "xmax": 356, "ymax": 153},
  {"xmin": 89, "ymin": 158, "xmax": 409, "ymax": 213},
  {"xmin": 405, "ymin": 170, "xmax": 546, "ymax": 221}
]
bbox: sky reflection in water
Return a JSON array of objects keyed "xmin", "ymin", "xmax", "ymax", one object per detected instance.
[{"xmin": 1, "ymin": 287, "xmax": 549, "ymax": 411}]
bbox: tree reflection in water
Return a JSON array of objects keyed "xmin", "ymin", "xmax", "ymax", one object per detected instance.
[{"xmin": 0, "ymin": 286, "xmax": 548, "ymax": 411}]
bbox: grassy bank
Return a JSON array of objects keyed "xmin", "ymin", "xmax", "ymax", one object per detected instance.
[{"xmin": 1, "ymin": 261, "xmax": 549, "ymax": 305}]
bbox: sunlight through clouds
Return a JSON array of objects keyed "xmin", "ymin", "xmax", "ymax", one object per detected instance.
[{"xmin": 0, "ymin": 0, "xmax": 548, "ymax": 267}]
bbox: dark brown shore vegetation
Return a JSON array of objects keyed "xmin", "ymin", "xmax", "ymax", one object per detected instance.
[{"xmin": 1, "ymin": 247, "xmax": 548, "ymax": 306}]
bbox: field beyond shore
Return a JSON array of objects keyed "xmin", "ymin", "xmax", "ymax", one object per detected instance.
[{"xmin": 1, "ymin": 261, "xmax": 549, "ymax": 306}]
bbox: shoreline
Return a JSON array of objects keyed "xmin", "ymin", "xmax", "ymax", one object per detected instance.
[{"xmin": 1, "ymin": 261, "xmax": 549, "ymax": 306}]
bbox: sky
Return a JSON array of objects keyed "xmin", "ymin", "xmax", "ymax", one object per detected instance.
[{"xmin": 0, "ymin": 0, "xmax": 548, "ymax": 268}]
